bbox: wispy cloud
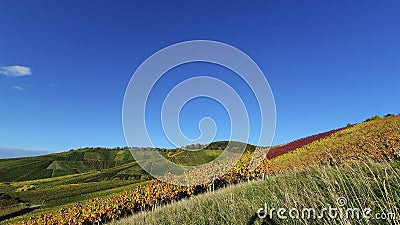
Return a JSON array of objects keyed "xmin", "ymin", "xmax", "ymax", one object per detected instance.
[
  {"xmin": 0, "ymin": 65, "xmax": 32, "ymax": 77},
  {"xmin": 13, "ymin": 86, "xmax": 25, "ymax": 91}
]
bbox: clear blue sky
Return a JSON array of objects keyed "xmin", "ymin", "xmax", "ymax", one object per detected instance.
[{"xmin": 1, "ymin": 0, "xmax": 399, "ymax": 154}]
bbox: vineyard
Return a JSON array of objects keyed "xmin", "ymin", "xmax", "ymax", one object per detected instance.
[
  {"xmin": 266, "ymin": 127, "xmax": 347, "ymax": 159},
  {"xmin": 269, "ymin": 114, "xmax": 400, "ymax": 172},
  {"xmin": 13, "ymin": 153, "xmax": 268, "ymax": 225},
  {"xmin": 9, "ymin": 114, "xmax": 400, "ymax": 224},
  {"xmin": 111, "ymin": 160, "xmax": 400, "ymax": 225}
]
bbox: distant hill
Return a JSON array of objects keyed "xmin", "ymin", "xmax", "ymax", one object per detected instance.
[
  {"xmin": 0, "ymin": 148, "xmax": 50, "ymax": 159},
  {"xmin": 0, "ymin": 141, "xmax": 260, "ymax": 182},
  {"xmin": 0, "ymin": 147, "xmax": 136, "ymax": 182},
  {"xmin": 0, "ymin": 145, "xmax": 227, "ymax": 182},
  {"xmin": 184, "ymin": 141, "xmax": 257, "ymax": 151},
  {"xmin": 205, "ymin": 141, "xmax": 257, "ymax": 151}
]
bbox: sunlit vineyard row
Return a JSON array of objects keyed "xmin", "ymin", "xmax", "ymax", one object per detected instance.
[
  {"xmin": 17, "ymin": 115, "xmax": 400, "ymax": 225},
  {"xmin": 270, "ymin": 114, "xmax": 400, "ymax": 172}
]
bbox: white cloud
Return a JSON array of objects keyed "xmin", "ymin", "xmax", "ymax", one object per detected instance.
[
  {"xmin": 13, "ymin": 86, "xmax": 25, "ymax": 91},
  {"xmin": 0, "ymin": 65, "xmax": 32, "ymax": 77}
]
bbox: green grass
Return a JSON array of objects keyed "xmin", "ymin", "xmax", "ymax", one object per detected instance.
[{"xmin": 110, "ymin": 160, "xmax": 400, "ymax": 225}]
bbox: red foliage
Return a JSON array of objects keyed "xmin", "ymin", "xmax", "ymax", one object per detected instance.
[{"xmin": 266, "ymin": 127, "xmax": 346, "ymax": 159}]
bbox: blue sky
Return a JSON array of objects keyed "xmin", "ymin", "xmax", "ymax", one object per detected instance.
[{"xmin": 1, "ymin": 0, "xmax": 400, "ymax": 154}]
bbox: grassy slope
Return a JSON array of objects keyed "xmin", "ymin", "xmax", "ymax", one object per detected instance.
[
  {"xmin": 112, "ymin": 115, "xmax": 400, "ymax": 225},
  {"xmin": 111, "ymin": 161, "xmax": 400, "ymax": 225},
  {"xmin": 2, "ymin": 115, "xmax": 399, "ymax": 224},
  {"xmin": 269, "ymin": 114, "xmax": 400, "ymax": 172}
]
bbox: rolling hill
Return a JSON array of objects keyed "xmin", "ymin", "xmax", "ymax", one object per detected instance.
[
  {"xmin": 0, "ymin": 145, "xmax": 229, "ymax": 182},
  {"xmin": 2, "ymin": 114, "xmax": 399, "ymax": 224},
  {"xmin": 0, "ymin": 147, "xmax": 136, "ymax": 182},
  {"xmin": 112, "ymin": 114, "xmax": 400, "ymax": 225}
]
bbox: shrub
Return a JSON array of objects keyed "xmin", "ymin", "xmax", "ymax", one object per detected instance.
[{"xmin": 364, "ymin": 115, "xmax": 381, "ymax": 122}]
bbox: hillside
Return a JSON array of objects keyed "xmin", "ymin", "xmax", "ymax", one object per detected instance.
[
  {"xmin": 269, "ymin": 114, "xmax": 400, "ymax": 172},
  {"xmin": 0, "ymin": 147, "xmax": 225, "ymax": 223},
  {"xmin": 0, "ymin": 146, "xmax": 228, "ymax": 182},
  {"xmin": 112, "ymin": 114, "xmax": 400, "ymax": 224},
  {"xmin": 2, "ymin": 114, "xmax": 399, "ymax": 224},
  {"xmin": 111, "ymin": 160, "xmax": 400, "ymax": 225},
  {"xmin": 11, "ymin": 114, "xmax": 400, "ymax": 225},
  {"xmin": 0, "ymin": 141, "xmax": 257, "ymax": 222},
  {"xmin": 266, "ymin": 126, "xmax": 346, "ymax": 159}
]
